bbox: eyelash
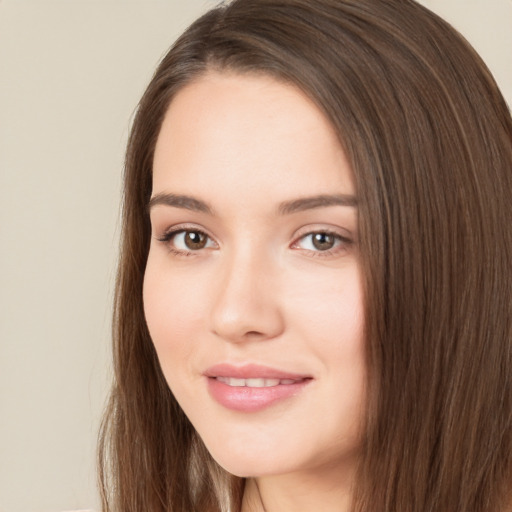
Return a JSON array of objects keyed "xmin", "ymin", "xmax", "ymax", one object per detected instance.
[
  {"xmin": 291, "ymin": 229, "xmax": 352, "ymax": 258},
  {"xmin": 156, "ymin": 226, "xmax": 353, "ymax": 258},
  {"xmin": 156, "ymin": 225, "xmax": 215, "ymax": 257}
]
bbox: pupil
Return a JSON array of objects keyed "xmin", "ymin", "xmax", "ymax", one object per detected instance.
[
  {"xmin": 312, "ymin": 233, "xmax": 334, "ymax": 250},
  {"xmin": 185, "ymin": 231, "xmax": 207, "ymax": 250}
]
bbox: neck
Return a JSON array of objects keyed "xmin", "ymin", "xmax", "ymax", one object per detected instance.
[{"xmin": 240, "ymin": 463, "xmax": 356, "ymax": 512}]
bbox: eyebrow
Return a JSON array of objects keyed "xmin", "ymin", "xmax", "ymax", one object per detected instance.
[
  {"xmin": 148, "ymin": 193, "xmax": 215, "ymax": 215},
  {"xmin": 277, "ymin": 194, "xmax": 357, "ymax": 215},
  {"xmin": 148, "ymin": 192, "xmax": 357, "ymax": 216}
]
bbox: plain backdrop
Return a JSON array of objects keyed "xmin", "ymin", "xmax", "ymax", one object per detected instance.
[{"xmin": 0, "ymin": 1, "xmax": 510, "ymax": 511}]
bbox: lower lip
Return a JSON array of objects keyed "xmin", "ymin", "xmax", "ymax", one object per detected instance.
[{"xmin": 206, "ymin": 377, "xmax": 311, "ymax": 412}]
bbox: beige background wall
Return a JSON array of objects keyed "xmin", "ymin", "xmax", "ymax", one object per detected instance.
[{"xmin": 0, "ymin": 1, "xmax": 510, "ymax": 511}]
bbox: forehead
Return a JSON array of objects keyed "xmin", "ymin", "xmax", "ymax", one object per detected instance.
[{"xmin": 152, "ymin": 71, "xmax": 354, "ymax": 203}]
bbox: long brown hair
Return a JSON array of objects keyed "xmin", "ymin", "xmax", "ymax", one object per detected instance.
[{"xmin": 98, "ymin": 1, "xmax": 512, "ymax": 511}]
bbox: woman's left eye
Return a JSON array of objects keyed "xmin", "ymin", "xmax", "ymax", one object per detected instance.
[{"xmin": 293, "ymin": 231, "xmax": 350, "ymax": 254}]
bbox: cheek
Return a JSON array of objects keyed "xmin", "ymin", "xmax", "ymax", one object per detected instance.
[
  {"xmin": 288, "ymin": 265, "xmax": 366, "ymax": 412},
  {"xmin": 325, "ymin": 274, "xmax": 365, "ymax": 388},
  {"xmin": 142, "ymin": 258, "xmax": 205, "ymax": 372},
  {"xmin": 287, "ymin": 263, "xmax": 364, "ymax": 347}
]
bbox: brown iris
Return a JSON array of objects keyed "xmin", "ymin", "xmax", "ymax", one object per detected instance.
[
  {"xmin": 312, "ymin": 232, "xmax": 336, "ymax": 251},
  {"xmin": 184, "ymin": 231, "xmax": 208, "ymax": 250}
]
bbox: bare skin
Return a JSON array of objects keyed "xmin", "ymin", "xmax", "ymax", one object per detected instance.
[{"xmin": 145, "ymin": 71, "xmax": 365, "ymax": 512}]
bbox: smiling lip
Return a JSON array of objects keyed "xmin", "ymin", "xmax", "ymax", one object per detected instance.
[{"xmin": 204, "ymin": 363, "xmax": 312, "ymax": 412}]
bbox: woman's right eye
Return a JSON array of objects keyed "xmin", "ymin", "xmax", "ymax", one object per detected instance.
[{"xmin": 158, "ymin": 229, "xmax": 216, "ymax": 253}]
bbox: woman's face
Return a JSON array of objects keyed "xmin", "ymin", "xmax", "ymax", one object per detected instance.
[{"xmin": 144, "ymin": 72, "xmax": 365, "ymax": 479}]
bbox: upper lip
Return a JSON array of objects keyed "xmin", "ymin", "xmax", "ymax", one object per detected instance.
[{"xmin": 204, "ymin": 363, "xmax": 311, "ymax": 380}]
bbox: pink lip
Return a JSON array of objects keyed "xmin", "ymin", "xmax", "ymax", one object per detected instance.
[{"xmin": 204, "ymin": 363, "xmax": 312, "ymax": 412}]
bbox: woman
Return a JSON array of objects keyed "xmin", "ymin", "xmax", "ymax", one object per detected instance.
[{"xmin": 98, "ymin": 0, "xmax": 512, "ymax": 511}]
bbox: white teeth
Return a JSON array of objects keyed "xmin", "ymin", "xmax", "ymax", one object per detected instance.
[
  {"xmin": 218, "ymin": 377, "xmax": 245, "ymax": 387},
  {"xmin": 246, "ymin": 378, "xmax": 280, "ymax": 387},
  {"xmin": 216, "ymin": 377, "xmax": 296, "ymax": 387}
]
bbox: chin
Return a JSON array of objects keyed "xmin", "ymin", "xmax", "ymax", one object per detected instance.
[{"xmin": 201, "ymin": 438, "xmax": 293, "ymax": 478}]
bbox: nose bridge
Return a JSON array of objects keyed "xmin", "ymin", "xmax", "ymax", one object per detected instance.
[{"xmin": 210, "ymin": 241, "xmax": 284, "ymax": 342}]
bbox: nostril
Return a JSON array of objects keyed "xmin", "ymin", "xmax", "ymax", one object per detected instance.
[{"xmin": 245, "ymin": 330, "xmax": 264, "ymax": 337}]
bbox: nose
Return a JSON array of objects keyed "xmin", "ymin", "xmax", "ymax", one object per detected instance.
[{"xmin": 209, "ymin": 249, "xmax": 285, "ymax": 343}]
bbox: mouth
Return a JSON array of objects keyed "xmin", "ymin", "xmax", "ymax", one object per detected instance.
[
  {"xmin": 204, "ymin": 364, "xmax": 312, "ymax": 412},
  {"xmin": 214, "ymin": 376, "xmax": 304, "ymax": 387}
]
